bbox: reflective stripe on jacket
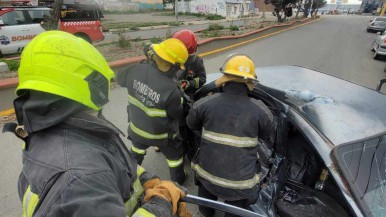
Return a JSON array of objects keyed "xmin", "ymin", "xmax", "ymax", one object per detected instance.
[
  {"xmin": 187, "ymin": 82, "xmax": 274, "ymax": 201},
  {"xmin": 117, "ymin": 62, "xmax": 183, "ymax": 147}
]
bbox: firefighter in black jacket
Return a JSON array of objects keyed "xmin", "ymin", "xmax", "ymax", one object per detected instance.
[
  {"xmin": 172, "ymin": 29, "xmax": 206, "ymax": 98},
  {"xmin": 3, "ymin": 31, "xmax": 191, "ymax": 217},
  {"xmin": 117, "ymin": 38, "xmax": 188, "ymax": 184},
  {"xmin": 187, "ymin": 54, "xmax": 275, "ymax": 217},
  {"xmin": 172, "ymin": 30, "xmax": 207, "ymax": 159}
]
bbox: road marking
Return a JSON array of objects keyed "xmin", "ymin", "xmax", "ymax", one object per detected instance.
[
  {"xmin": 0, "ymin": 108, "xmax": 15, "ymax": 116},
  {"xmin": 199, "ymin": 18, "xmax": 323, "ymax": 57}
]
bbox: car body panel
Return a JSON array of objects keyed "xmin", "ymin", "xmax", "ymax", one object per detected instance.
[{"xmin": 0, "ymin": 8, "xmax": 45, "ymax": 55}]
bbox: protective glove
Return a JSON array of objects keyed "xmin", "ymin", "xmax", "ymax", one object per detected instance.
[
  {"xmin": 143, "ymin": 178, "xmax": 160, "ymax": 191},
  {"xmin": 143, "ymin": 180, "xmax": 191, "ymax": 215},
  {"xmin": 178, "ymin": 201, "xmax": 192, "ymax": 217},
  {"xmin": 180, "ymin": 80, "xmax": 191, "ymax": 90}
]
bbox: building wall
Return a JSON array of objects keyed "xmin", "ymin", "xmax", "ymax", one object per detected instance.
[
  {"xmin": 176, "ymin": 0, "xmax": 252, "ymax": 18},
  {"xmin": 96, "ymin": 0, "xmax": 163, "ymax": 11}
]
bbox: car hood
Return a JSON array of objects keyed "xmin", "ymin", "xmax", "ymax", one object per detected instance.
[{"xmin": 206, "ymin": 65, "xmax": 386, "ymax": 146}]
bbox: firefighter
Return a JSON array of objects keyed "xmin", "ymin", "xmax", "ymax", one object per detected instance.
[
  {"xmin": 3, "ymin": 31, "xmax": 191, "ymax": 217},
  {"xmin": 186, "ymin": 54, "xmax": 275, "ymax": 217},
  {"xmin": 172, "ymin": 29, "xmax": 207, "ymax": 160},
  {"xmin": 172, "ymin": 29, "xmax": 206, "ymax": 98},
  {"xmin": 117, "ymin": 38, "xmax": 188, "ymax": 184}
]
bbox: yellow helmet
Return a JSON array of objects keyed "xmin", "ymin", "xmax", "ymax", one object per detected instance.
[
  {"xmin": 152, "ymin": 38, "xmax": 188, "ymax": 69},
  {"xmin": 220, "ymin": 54, "xmax": 256, "ymax": 80},
  {"xmin": 17, "ymin": 31, "xmax": 114, "ymax": 110}
]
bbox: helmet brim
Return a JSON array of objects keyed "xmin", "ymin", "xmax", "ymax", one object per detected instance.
[{"xmin": 222, "ymin": 70, "xmax": 256, "ymax": 80}]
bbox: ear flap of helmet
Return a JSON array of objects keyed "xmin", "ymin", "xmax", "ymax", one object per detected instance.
[{"xmin": 84, "ymin": 70, "xmax": 110, "ymax": 108}]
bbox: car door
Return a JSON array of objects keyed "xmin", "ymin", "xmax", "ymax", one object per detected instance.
[{"xmin": 0, "ymin": 10, "xmax": 32, "ymax": 55}]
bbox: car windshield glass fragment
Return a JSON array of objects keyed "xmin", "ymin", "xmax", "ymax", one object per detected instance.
[{"xmin": 334, "ymin": 135, "xmax": 386, "ymax": 217}]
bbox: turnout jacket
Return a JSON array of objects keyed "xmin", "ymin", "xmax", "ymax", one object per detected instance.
[
  {"xmin": 117, "ymin": 61, "xmax": 183, "ymax": 147},
  {"xmin": 178, "ymin": 56, "xmax": 206, "ymax": 99},
  {"xmin": 6, "ymin": 91, "xmax": 172, "ymax": 217},
  {"xmin": 187, "ymin": 82, "xmax": 274, "ymax": 201}
]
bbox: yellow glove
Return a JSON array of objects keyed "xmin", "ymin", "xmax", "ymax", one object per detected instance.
[
  {"xmin": 143, "ymin": 180, "xmax": 187, "ymax": 215},
  {"xmin": 178, "ymin": 201, "xmax": 192, "ymax": 217},
  {"xmin": 143, "ymin": 178, "xmax": 160, "ymax": 191}
]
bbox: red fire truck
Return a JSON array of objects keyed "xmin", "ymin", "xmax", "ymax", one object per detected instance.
[{"xmin": 58, "ymin": 2, "xmax": 105, "ymax": 43}]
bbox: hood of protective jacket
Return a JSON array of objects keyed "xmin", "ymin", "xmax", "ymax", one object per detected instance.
[{"xmin": 13, "ymin": 90, "xmax": 121, "ymax": 136}]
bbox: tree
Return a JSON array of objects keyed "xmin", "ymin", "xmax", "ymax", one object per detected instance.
[
  {"xmin": 311, "ymin": 0, "xmax": 326, "ymax": 16},
  {"xmin": 303, "ymin": 0, "xmax": 326, "ymax": 17},
  {"xmin": 43, "ymin": 0, "xmax": 63, "ymax": 30},
  {"xmin": 270, "ymin": 0, "xmax": 297, "ymax": 22},
  {"xmin": 294, "ymin": 0, "xmax": 303, "ymax": 19}
]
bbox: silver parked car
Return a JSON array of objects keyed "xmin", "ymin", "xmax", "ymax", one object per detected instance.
[
  {"xmin": 367, "ymin": 17, "xmax": 386, "ymax": 33},
  {"xmin": 371, "ymin": 30, "xmax": 386, "ymax": 59}
]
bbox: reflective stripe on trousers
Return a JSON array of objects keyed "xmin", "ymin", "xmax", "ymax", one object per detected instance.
[
  {"xmin": 125, "ymin": 166, "xmax": 146, "ymax": 216},
  {"xmin": 192, "ymin": 163, "xmax": 260, "ymax": 190},
  {"xmin": 22, "ymin": 185, "xmax": 39, "ymax": 217},
  {"xmin": 202, "ymin": 128, "xmax": 258, "ymax": 148},
  {"xmin": 131, "ymin": 146, "xmax": 146, "ymax": 155},
  {"xmin": 166, "ymin": 157, "xmax": 184, "ymax": 168},
  {"xmin": 129, "ymin": 122, "xmax": 177, "ymax": 140},
  {"xmin": 128, "ymin": 94, "xmax": 167, "ymax": 118}
]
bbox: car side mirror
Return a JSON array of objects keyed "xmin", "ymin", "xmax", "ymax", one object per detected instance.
[
  {"xmin": 377, "ymin": 32, "xmax": 382, "ymax": 35},
  {"xmin": 376, "ymin": 79, "xmax": 386, "ymax": 93}
]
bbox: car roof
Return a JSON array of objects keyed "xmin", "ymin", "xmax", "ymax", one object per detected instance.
[
  {"xmin": 255, "ymin": 65, "xmax": 386, "ymax": 146},
  {"xmin": 206, "ymin": 66, "xmax": 386, "ymax": 146}
]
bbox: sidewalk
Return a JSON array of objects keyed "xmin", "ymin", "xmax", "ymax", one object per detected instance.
[{"xmin": 96, "ymin": 14, "xmax": 277, "ymax": 45}]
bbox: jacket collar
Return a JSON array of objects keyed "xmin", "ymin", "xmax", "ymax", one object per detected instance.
[{"xmin": 223, "ymin": 82, "xmax": 249, "ymax": 96}]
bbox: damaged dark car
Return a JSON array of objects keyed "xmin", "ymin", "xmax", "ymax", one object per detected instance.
[{"xmin": 190, "ymin": 66, "xmax": 386, "ymax": 217}]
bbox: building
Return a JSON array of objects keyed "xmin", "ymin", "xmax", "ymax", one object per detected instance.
[
  {"xmin": 95, "ymin": 0, "xmax": 163, "ymax": 11},
  {"xmin": 319, "ymin": 0, "xmax": 362, "ymax": 12},
  {"xmin": 176, "ymin": 0, "xmax": 255, "ymax": 19}
]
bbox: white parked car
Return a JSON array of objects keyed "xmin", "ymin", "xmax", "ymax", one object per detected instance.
[
  {"xmin": 0, "ymin": 7, "xmax": 50, "ymax": 56},
  {"xmin": 371, "ymin": 30, "xmax": 386, "ymax": 59}
]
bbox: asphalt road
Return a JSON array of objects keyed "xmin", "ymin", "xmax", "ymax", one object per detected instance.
[{"xmin": 1, "ymin": 15, "xmax": 385, "ymax": 217}]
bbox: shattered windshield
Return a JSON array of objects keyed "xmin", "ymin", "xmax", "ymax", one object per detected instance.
[{"xmin": 334, "ymin": 135, "xmax": 386, "ymax": 217}]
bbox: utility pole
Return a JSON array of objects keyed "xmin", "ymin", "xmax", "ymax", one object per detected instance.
[{"xmin": 175, "ymin": 0, "xmax": 179, "ymax": 21}]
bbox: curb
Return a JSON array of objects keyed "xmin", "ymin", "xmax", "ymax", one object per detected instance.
[{"xmin": 0, "ymin": 17, "xmax": 314, "ymax": 91}]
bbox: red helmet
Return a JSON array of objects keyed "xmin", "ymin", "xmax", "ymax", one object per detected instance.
[{"xmin": 172, "ymin": 29, "xmax": 197, "ymax": 55}]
